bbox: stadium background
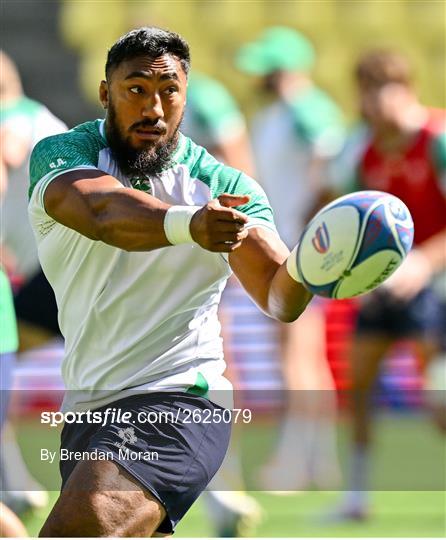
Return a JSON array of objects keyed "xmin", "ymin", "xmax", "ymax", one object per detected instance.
[{"xmin": 2, "ymin": 0, "xmax": 445, "ymax": 537}]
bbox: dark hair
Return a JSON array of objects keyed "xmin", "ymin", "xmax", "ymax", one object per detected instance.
[
  {"xmin": 105, "ymin": 27, "xmax": 190, "ymax": 79},
  {"xmin": 355, "ymin": 49, "xmax": 412, "ymax": 88}
]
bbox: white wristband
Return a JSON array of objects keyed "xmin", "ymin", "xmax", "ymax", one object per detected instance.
[
  {"xmin": 164, "ymin": 206, "xmax": 201, "ymax": 245},
  {"xmin": 286, "ymin": 245, "xmax": 302, "ymax": 283}
]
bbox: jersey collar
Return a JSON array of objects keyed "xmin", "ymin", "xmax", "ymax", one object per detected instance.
[{"xmin": 99, "ymin": 119, "xmax": 107, "ymax": 144}]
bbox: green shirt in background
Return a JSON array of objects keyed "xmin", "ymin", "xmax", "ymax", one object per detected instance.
[
  {"xmin": 0, "ymin": 269, "xmax": 18, "ymax": 354},
  {"xmin": 183, "ymin": 73, "xmax": 246, "ymax": 148},
  {"xmin": 287, "ymin": 85, "xmax": 345, "ymax": 157},
  {"xmin": 251, "ymin": 84, "xmax": 345, "ymax": 246}
]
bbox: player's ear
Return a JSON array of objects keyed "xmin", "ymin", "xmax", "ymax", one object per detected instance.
[{"xmin": 99, "ymin": 80, "xmax": 109, "ymax": 110}]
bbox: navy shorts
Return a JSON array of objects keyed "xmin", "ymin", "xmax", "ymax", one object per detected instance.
[
  {"xmin": 357, "ymin": 286, "xmax": 445, "ymax": 342},
  {"xmin": 60, "ymin": 392, "xmax": 231, "ymax": 533}
]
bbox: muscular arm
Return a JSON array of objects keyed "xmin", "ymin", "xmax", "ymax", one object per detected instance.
[
  {"xmin": 44, "ymin": 168, "xmax": 312, "ymax": 318},
  {"xmin": 229, "ymin": 227, "xmax": 313, "ymax": 323},
  {"xmin": 43, "ymin": 169, "xmax": 250, "ymax": 253},
  {"xmin": 43, "ymin": 169, "xmax": 172, "ymax": 251}
]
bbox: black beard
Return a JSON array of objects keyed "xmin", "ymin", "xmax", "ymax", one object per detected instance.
[{"xmin": 105, "ymin": 105, "xmax": 182, "ymax": 177}]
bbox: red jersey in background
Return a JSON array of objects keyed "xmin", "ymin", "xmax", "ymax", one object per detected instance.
[{"xmin": 358, "ymin": 109, "xmax": 446, "ymax": 245}]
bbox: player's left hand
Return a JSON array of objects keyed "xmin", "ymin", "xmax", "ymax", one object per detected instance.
[{"xmin": 381, "ymin": 248, "xmax": 433, "ymax": 300}]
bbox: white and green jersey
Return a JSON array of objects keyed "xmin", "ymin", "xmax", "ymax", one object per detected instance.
[{"xmin": 28, "ymin": 119, "xmax": 276, "ymax": 411}]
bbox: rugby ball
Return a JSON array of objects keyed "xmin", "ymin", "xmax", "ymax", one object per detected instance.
[{"xmin": 296, "ymin": 191, "xmax": 414, "ymax": 299}]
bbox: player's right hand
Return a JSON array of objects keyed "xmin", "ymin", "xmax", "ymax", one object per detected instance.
[{"xmin": 190, "ymin": 193, "xmax": 250, "ymax": 252}]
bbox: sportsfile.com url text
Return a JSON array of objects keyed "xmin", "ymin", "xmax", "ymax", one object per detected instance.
[{"xmin": 41, "ymin": 408, "xmax": 252, "ymax": 428}]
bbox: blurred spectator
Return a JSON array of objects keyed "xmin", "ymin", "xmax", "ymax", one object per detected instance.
[
  {"xmin": 332, "ymin": 49, "xmax": 446, "ymax": 519},
  {"xmin": 0, "ymin": 50, "xmax": 67, "ymax": 351},
  {"xmin": 235, "ymin": 27, "xmax": 345, "ymax": 491},
  {"xmin": 0, "ymin": 49, "xmax": 67, "ymax": 516},
  {"xmin": 0, "ymin": 127, "xmax": 27, "ymax": 538},
  {"xmin": 182, "ymin": 72, "xmax": 261, "ymax": 536},
  {"xmin": 183, "ymin": 72, "xmax": 255, "ymax": 177}
]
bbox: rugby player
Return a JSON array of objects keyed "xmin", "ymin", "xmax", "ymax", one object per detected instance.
[
  {"xmin": 1, "ymin": 51, "xmax": 65, "ymax": 514},
  {"xmin": 1, "ymin": 50, "xmax": 66, "ymax": 350},
  {"xmin": 236, "ymin": 27, "xmax": 345, "ymax": 491},
  {"xmin": 29, "ymin": 27, "xmax": 312, "ymax": 536},
  {"xmin": 333, "ymin": 49, "xmax": 446, "ymax": 519},
  {"xmin": 0, "ymin": 106, "xmax": 28, "ymax": 537}
]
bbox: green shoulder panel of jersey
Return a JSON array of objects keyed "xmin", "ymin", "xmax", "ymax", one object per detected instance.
[
  {"xmin": 179, "ymin": 136, "xmax": 276, "ymax": 229},
  {"xmin": 29, "ymin": 119, "xmax": 106, "ymax": 200},
  {"xmin": 289, "ymin": 86, "xmax": 345, "ymax": 150}
]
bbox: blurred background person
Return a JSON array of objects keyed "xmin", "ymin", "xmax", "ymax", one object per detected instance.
[
  {"xmin": 0, "ymin": 122, "xmax": 28, "ymax": 538},
  {"xmin": 0, "ymin": 50, "xmax": 67, "ymax": 516},
  {"xmin": 235, "ymin": 27, "xmax": 345, "ymax": 491},
  {"xmin": 330, "ymin": 49, "xmax": 446, "ymax": 520},
  {"xmin": 183, "ymin": 71, "xmax": 255, "ymax": 177},
  {"xmin": 0, "ymin": 50, "xmax": 67, "ymax": 351},
  {"xmin": 182, "ymin": 71, "xmax": 261, "ymax": 537}
]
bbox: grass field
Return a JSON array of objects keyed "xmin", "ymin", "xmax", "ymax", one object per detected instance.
[
  {"xmin": 12, "ymin": 413, "xmax": 446, "ymax": 537},
  {"xmin": 20, "ymin": 489, "xmax": 446, "ymax": 537}
]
